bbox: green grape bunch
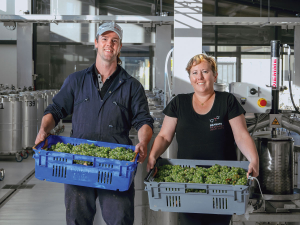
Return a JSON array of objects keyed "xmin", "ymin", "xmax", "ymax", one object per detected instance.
[
  {"xmin": 153, "ymin": 164, "xmax": 248, "ymax": 189},
  {"xmin": 47, "ymin": 142, "xmax": 136, "ymax": 163}
]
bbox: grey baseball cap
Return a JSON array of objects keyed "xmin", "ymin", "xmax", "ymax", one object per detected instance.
[{"xmin": 96, "ymin": 22, "xmax": 123, "ymax": 40}]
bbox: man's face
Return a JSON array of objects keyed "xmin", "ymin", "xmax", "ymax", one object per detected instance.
[{"xmin": 95, "ymin": 31, "xmax": 122, "ymax": 63}]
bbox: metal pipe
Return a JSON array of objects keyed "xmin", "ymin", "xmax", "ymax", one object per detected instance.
[
  {"xmin": 282, "ymin": 117, "xmax": 300, "ymax": 135},
  {"xmin": 160, "ymin": 0, "xmax": 162, "ymax": 16},
  {"xmin": 247, "ymin": 120, "xmax": 270, "ymax": 133},
  {"xmin": 164, "ymin": 48, "xmax": 174, "ymax": 108},
  {"xmin": 214, "ymin": 0, "xmax": 218, "ymax": 63}
]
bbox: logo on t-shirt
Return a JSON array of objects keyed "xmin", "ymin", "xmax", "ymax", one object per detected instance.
[{"xmin": 209, "ymin": 116, "xmax": 224, "ymax": 131}]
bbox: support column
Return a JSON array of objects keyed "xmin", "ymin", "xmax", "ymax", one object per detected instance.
[
  {"xmin": 214, "ymin": 0, "xmax": 218, "ymax": 64},
  {"xmin": 155, "ymin": 25, "xmax": 171, "ymax": 90},
  {"xmin": 236, "ymin": 46, "xmax": 241, "ymax": 82},
  {"xmin": 295, "ymin": 26, "xmax": 300, "ymax": 88},
  {"xmin": 149, "ymin": 46, "xmax": 154, "ymax": 91},
  {"xmin": 174, "ymin": 0, "xmax": 202, "ymax": 94},
  {"xmin": 16, "ymin": 0, "xmax": 32, "ymax": 89},
  {"xmin": 17, "ymin": 23, "xmax": 33, "ymax": 88}
]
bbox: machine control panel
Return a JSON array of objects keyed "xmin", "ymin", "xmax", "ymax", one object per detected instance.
[{"xmin": 229, "ymin": 82, "xmax": 272, "ymax": 113}]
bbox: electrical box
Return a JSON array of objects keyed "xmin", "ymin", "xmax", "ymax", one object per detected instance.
[{"xmin": 229, "ymin": 82, "xmax": 272, "ymax": 113}]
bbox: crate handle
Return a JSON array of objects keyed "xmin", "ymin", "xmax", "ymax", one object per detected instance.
[
  {"xmin": 144, "ymin": 157, "xmax": 161, "ymax": 182},
  {"xmin": 130, "ymin": 152, "xmax": 139, "ymax": 163},
  {"xmin": 247, "ymin": 172, "xmax": 253, "ymax": 186},
  {"xmin": 144, "ymin": 167, "xmax": 156, "ymax": 182},
  {"xmin": 32, "ymin": 134, "xmax": 51, "ymax": 150}
]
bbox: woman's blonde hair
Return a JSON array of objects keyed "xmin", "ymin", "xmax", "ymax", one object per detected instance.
[{"xmin": 186, "ymin": 54, "xmax": 217, "ymax": 76}]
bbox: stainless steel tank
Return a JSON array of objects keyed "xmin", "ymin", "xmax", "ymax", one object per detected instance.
[
  {"xmin": 154, "ymin": 105, "xmax": 164, "ymax": 110},
  {"xmin": 148, "ymin": 96, "xmax": 161, "ymax": 106},
  {"xmin": 21, "ymin": 95, "xmax": 37, "ymax": 149},
  {"xmin": 43, "ymin": 90, "xmax": 54, "ymax": 110},
  {"xmin": 256, "ymin": 135, "xmax": 294, "ymax": 195},
  {"xmin": 0, "ymin": 95, "xmax": 22, "ymax": 154},
  {"xmin": 0, "ymin": 90, "xmax": 8, "ymax": 95},
  {"xmin": 32, "ymin": 92, "xmax": 45, "ymax": 132},
  {"xmin": 150, "ymin": 109, "xmax": 164, "ymax": 125}
]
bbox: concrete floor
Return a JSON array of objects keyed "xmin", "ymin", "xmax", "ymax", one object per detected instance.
[
  {"xmin": 0, "ymin": 124, "xmax": 178, "ymax": 225},
  {"xmin": 1, "ymin": 125, "xmax": 300, "ymax": 225}
]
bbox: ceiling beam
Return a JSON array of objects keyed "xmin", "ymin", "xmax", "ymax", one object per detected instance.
[
  {"xmin": 0, "ymin": 15, "xmax": 173, "ymax": 24},
  {"xmin": 222, "ymin": 0, "xmax": 300, "ymax": 14}
]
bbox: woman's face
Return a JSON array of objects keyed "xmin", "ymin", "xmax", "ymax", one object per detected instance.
[{"xmin": 189, "ymin": 60, "xmax": 217, "ymax": 94}]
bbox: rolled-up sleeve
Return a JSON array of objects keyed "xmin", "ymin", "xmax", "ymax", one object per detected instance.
[
  {"xmin": 44, "ymin": 75, "xmax": 74, "ymax": 126},
  {"xmin": 130, "ymin": 84, "xmax": 154, "ymax": 132}
]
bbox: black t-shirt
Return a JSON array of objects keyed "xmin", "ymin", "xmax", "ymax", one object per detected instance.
[{"xmin": 163, "ymin": 91, "xmax": 245, "ymax": 161}]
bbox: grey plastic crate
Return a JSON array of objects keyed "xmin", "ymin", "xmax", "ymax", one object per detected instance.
[{"xmin": 144, "ymin": 158, "xmax": 250, "ymax": 215}]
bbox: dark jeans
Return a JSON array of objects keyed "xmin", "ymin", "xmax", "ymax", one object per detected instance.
[
  {"xmin": 179, "ymin": 213, "xmax": 232, "ymax": 225},
  {"xmin": 64, "ymin": 183, "xmax": 135, "ymax": 225}
]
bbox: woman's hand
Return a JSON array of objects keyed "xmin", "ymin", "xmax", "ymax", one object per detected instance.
[
  {"xmin": 247, "ymin": 161, "xmax": 259, "ymax": 178},
  {"xmin": 146, "ymin": 116, "xmax": 178, "ymax": 172},
  {"xmin": 147, "ymin": 155, "xmax": 156, "ymax": 172}
]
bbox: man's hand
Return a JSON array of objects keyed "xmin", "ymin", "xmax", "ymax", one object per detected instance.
[
  {"xmin": 136, "ymin": 124, "xmax": 152, "ymax": 163},
  {"xmin": 35, "ymin": 129, "xmax": 48, "ymax": 145},
  {"xmin": 135, "ymin": 141, "xmax": 148, "ymax": 163},
  {"xmin": 35, "ymin": 114, "xmax": 56, "ymax": 145}
]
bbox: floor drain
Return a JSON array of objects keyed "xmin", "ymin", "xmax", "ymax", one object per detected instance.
[{"xmin": 2, "ymin": 184, "xmax": 35, "ymax": 189}]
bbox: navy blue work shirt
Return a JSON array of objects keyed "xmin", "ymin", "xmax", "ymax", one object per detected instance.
[{"xmin": 44, "ymin": 63, "xmax": 153, "ymax": 145}]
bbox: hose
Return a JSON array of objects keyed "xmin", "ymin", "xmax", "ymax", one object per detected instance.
[
  {"xmin": 250, "ymin": 114, "xmax": 260, "ymax": 136},
  {"xmin": 283, "ymin": 44, "xmax": 300, "ymax": 114}
]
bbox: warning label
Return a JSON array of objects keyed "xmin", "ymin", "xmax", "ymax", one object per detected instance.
[{"xmin": 272, "ymin": 118, "xmax": 280, "ymax": 125}]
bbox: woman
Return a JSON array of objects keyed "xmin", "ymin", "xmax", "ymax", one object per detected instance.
[{"xmin": 147, "ymin": 54, "xmax": 259, "ymax": 225}]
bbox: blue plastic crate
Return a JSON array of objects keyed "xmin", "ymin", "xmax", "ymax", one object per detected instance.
[
  {"xmin": 33, "ymin": 135, "xmax": 138, "ymax": 191},
  {"xmin": 144, "ymin": 158, "xmax": 250, "ymax": 215}
]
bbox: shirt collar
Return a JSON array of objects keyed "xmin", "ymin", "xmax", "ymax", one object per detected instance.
[{"xmin": 93, "ymin": 64, "xmax": 121, "ymax": 81}]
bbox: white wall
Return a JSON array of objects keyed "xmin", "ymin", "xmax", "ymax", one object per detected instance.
[
  {"xmin": 0, "ymin": 45, "xmax": 17, "ymax": 86},
  {"xmin": 173, "ymin": 0, "xmax": 203, "ymax": 94},
  {"xmin": 17, "ymin": 23, "xmax": 33, "ymax": 88},
  {"xmin": 0, "ymin": 0, "xmax": 31, "ymax": 88},
  {"xmin": 0, "ymin": 0, "xmax": 17, "ymax": 40},
  {"xmin": 155, "ymin": 25, "xmax": 172, "ymax": 90},
  {"xmin": 49, "ymin": 1, "xmax": 154, "ymax": 44},
  {"xmin": 50, "ymin": 0, "xmax": 97, "ymax": 43},
  {"xmin": 0, "ymin": 0, "xmax": 16, "ymax": 87},
  {"xmin": 0, "ymin": 0, "xmax": 30, "ymax": 14}
]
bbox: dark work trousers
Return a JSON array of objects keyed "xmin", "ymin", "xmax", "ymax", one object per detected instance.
[
  {"xmin": 64, "ymin": 183, "xmax": 135, "ymax": 225},
  {"xmin": 179, "ymin": 213, "xmax": 232, "ymax": 225}
]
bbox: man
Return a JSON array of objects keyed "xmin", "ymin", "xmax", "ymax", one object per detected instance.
[{"xmin": 35, "ymin": 21, "xmax": 153, "ymax": 225}]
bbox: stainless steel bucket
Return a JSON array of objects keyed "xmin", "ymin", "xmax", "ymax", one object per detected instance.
[{"xmin": 256, "ymin": 135, "xmax": 294, "ymax": 195}]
